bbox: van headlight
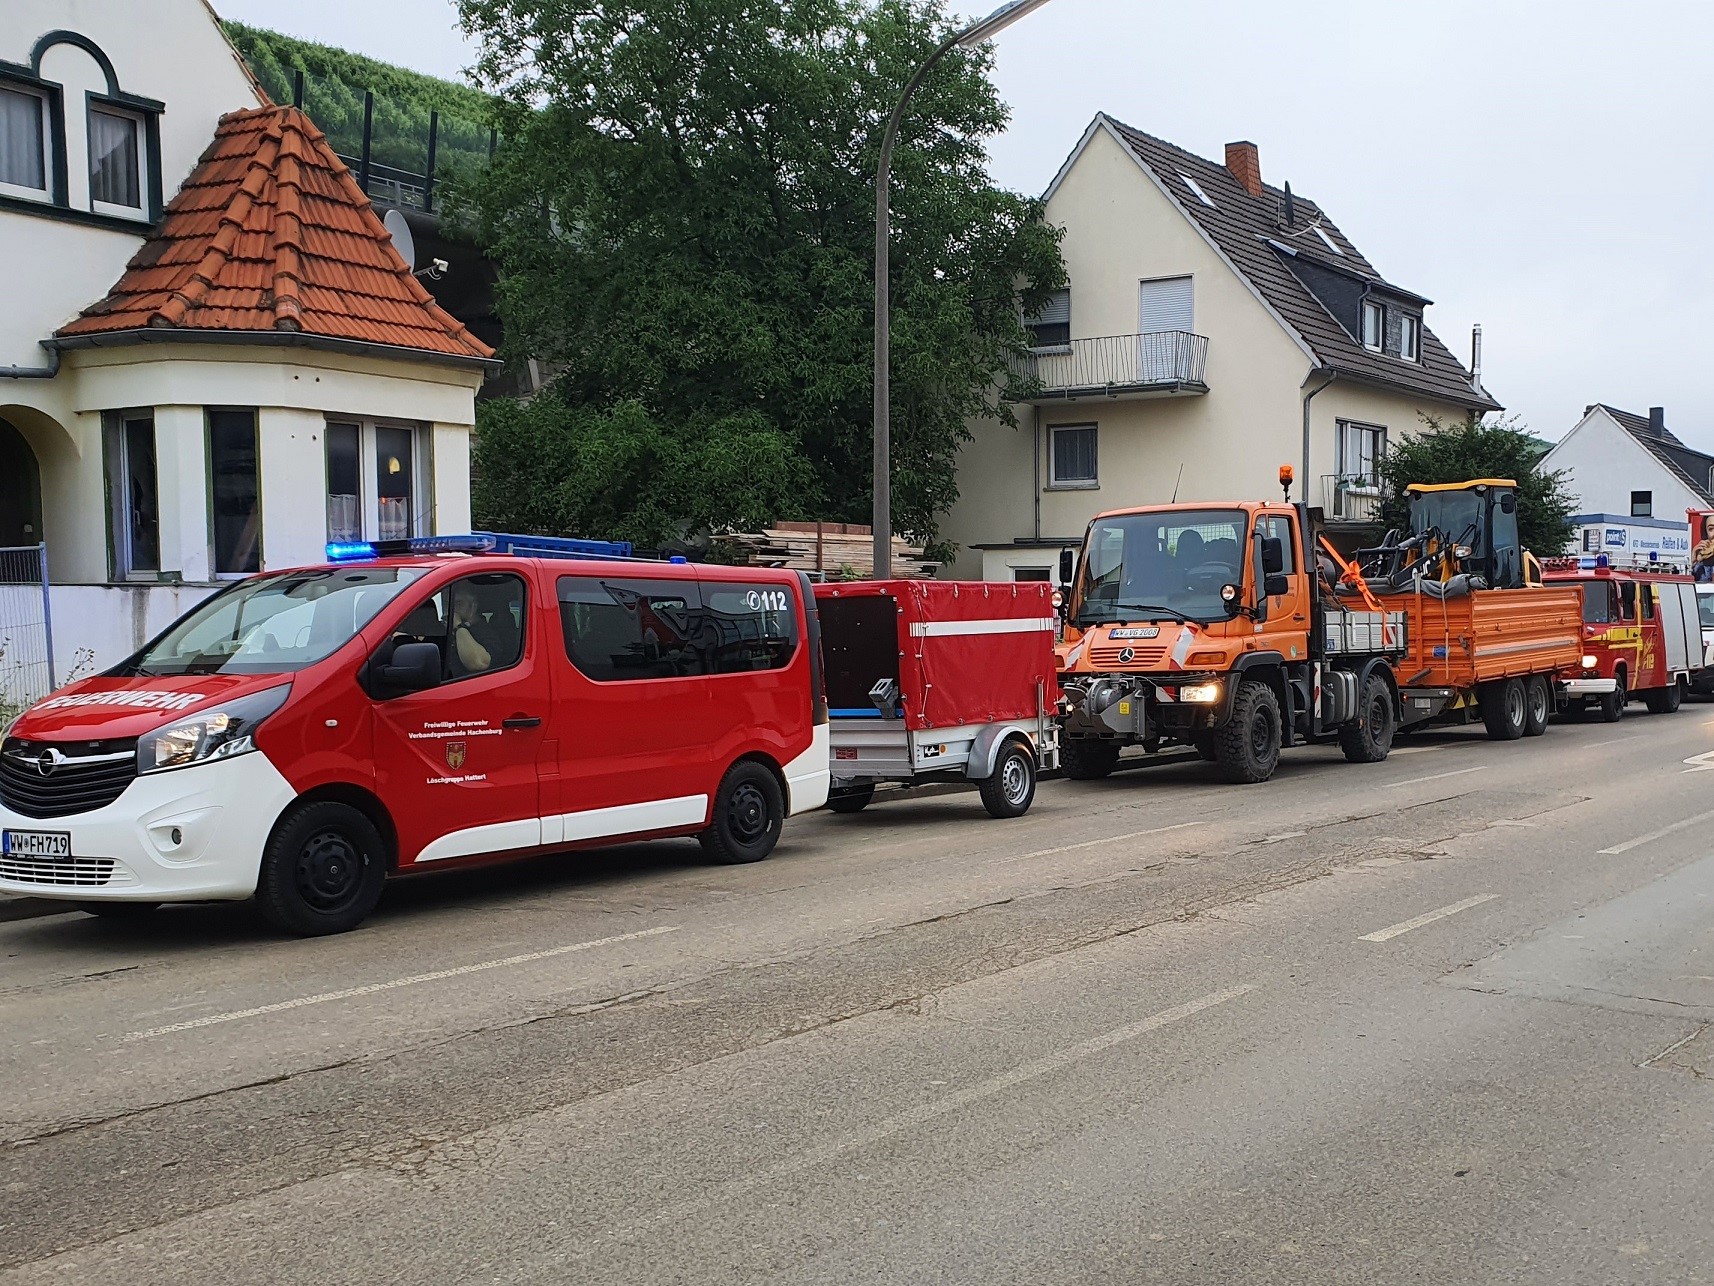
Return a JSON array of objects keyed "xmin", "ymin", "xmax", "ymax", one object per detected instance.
[
  {"xmin": 136, "ymin": 686, "xmax": 291, "ymax": 775},
  {"xmin": 1180, "ymin": 681, "xmax": 1223, "ymax": 704}
]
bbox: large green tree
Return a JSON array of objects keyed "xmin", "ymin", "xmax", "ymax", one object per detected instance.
[
  {"xmin": 1376, "ymin": 414, "xmax": 1578, "ymax": 556},
  {"xmin": 453, "ymin": 0, "xmax": 1064, "ymax": 553}
]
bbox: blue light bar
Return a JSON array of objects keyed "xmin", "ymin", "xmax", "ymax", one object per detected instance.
[
  {"xmin": 324, "ymin": 535, "xmax": 496, "ymax": 563},
  {"xmin": 326, "ymin": 541, "xmax": 378, "ymax": 562}
]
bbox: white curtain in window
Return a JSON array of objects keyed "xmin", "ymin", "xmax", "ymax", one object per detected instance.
[
  {"xmin": 89, "ymin": 108, "xmax": 139, "ymax": 207},
  {"xmin": 0, "ymin": 87, "xmax": 46, "ymax": 190}
]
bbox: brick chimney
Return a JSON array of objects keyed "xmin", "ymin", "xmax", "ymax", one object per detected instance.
[
  {"xmin": 1648, "ymin": 406, "xmax": 1666, "ymax": 436},
  {"xmin": 1225, "ymin": 140, "xmax": 1262, "ymax": 198}
]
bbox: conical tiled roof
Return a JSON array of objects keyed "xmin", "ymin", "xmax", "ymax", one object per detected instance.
[{"xmin": 60, "ymin": 105, "xmax": 493, "ymax": 362}]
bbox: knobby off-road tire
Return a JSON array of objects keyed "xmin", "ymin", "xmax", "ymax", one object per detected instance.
[
  {"xmin": 1480, "ymin": 677, "xmax": 1527, "ymax": 741},
  {"xmin": 699, "ymin": 760, "xmax": 785, "ymax": 865},
  {"xmin": 1192, "ymin": 734, "xmax": 1219, "ymax": 762},
  {"xmin": 1645, "ymin": 680, "xmax": 1684, "ymax": 715},
  {"xmin": 978, "ymin": 738, "xmax": 1037, "ymax": 819},
  {"xmin": 1212, "ymin": 680, "xmax": 1282, "ymax": 784},
  {"xmin": 1061, "ymin": 738, "xmax": 1120, "ymax": 780},
  {"xmin": 1598, "ymin": 673, "xmax": 1627, "ymax": 723},
  {"xmin": 825, "ymin": 784, "xmax": 875, "ymax": 814},
  {"xmin": 1338, "ymin": 672, "xmax": 1396, "ymax": 763},
  {"xmin": 1523, "ymin": 675, "xmax": 1551, "ymax": 737},
  {"xmin": 256, "ymin": 801, "xmax": 388, "ymax": 937}
]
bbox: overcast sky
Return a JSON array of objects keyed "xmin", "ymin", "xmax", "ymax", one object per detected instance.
[{"xmin": 215, "ymin": 0, "xmax": 1714, "ymax": 451}]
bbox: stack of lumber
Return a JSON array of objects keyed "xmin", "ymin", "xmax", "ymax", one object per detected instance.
[{"xmin": 713, "ymin": 522, "xmax": 937, "ymax": 579}]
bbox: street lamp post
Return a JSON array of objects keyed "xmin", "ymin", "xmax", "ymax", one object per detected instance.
[{"xmin": 872, "ymin": 0, "xmax": 1056, "ymax": 579}]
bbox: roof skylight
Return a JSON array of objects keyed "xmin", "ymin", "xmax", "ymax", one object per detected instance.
[
  {"xmin": 1178, "ymin": 172, "xmax": 1216, "ymax": 208},
  {"xmin": 1312, "ymin": 224, "xmax": 1343, "ymax": 256}
]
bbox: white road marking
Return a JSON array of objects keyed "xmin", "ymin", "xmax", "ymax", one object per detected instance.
[
  {"xmin": 124, "ymin": 925, "xmax": 680, "ymax": 1041},
  {"xmin": 1585, "ymin": 735, "xmax": 1646, "ymax": 750},
  {"xmin": 1598, "ymin": 808, "xmax": 1714, "ymax": 855},
  {"xmin": 1358, "ymin": 894, "xmax": 1498, "ymax": 942},
  {"xmin": 1382, "ymin": 765, "xmax": 1487, "ymax": 790},
  {"xmin": 1682, "ymin": 750, "xmax": 1714, "ymax": 774},
  {"xmin": 1388, "ymin": 743, "xmax": 1450, "ymax": 756},
  {"xmin": 595, "ymin": 983, "xmax": 1256, "ymax": 1248},
  {"xmin": 996, "ymin": 820, "xmax": 1203, "ymax": 864}
]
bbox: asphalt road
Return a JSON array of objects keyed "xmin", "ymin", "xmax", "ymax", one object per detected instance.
[{"xmin": 4, "ymin": 706, "xmax": 1714, "ymax": 1284}]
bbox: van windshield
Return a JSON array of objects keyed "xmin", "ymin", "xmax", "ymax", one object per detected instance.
[
  {"xmin": 1076, "ymin": 509, "xmax": 1248, "ymax": 625},
  {"xmin": 127, "ymin": 567, "xmax": 427, "ymax": 676}
]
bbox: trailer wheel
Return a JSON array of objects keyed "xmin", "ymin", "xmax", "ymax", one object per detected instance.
[
  {"xmin": 1338, "ymin": 673, "xmax": 1396, "ymax": 763},
  {"xmin": 1598, "ymin": 673, "xmax": 1627, "ymax": 723},
  {"xmin": 1212, "ymin": 680, "xmax": 1282, "ymax": 784},
  {"xmin": 1644, "ymin": 680, "xmax": 1683, "ymax": 715},
  {"xmin": 826, "ymin": 785, "xmax": 875, "ymax": 814},
  {"xmin": 979, "ymin": 739, "xmax": 1037, "ymax": 819},
  {"xmin": 699, "ymin": 760, "xmax": 784, "ymax": 864},
  {"xmin": 1061, "ymin": 738, "xmax": 1120, "ymax": 780},
  {"xmin": 1480, "ymin": 678, "xmax": 1527, "ymax": 741},
  {"xmin": 256, "ymin": 801, "xmax": 388, "ymax": 937},
  {"xmin": 1523, "ymin": 675, "xmax": 1551, "ymax": 737}
]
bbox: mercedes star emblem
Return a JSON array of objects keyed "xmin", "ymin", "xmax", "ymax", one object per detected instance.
[{"xmin": 1117, "ymin": 646, "xmax": 1136, "ymax": 664}]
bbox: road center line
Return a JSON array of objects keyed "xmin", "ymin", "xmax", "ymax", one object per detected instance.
[
  {"xmin": 1359, "ymin": 894, "xmax": 1498, "ymax": 942},
  {"xmin": 1382, "ymin": 765, "xmax": 1487, "ymax": 789},
  {"xmin": 123, "ymin": 925, "xmax": 680, "ymax": 1041},
  {"xmin": 996, "ymin": 820, "xmax": 1204, "ymax": 864},
  {"xmin": 1598, "ymin": 808, "xmax": 1714, "ymax": 855}
]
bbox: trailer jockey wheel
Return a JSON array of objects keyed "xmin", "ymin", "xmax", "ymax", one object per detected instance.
[
  {"xmin": 1523, "ymin": 676, "xmax": 1551, "ymax": 736},
  {"xmin": 979, "ymin": 739, "xmax": 1037, "ymax": 819}
]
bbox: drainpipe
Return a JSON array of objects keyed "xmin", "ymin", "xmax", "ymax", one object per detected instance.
[
  {"xmin": 0, "ymin": 342, "xmax": 60, "ymax": 380},
  {"xmin": 1032, "ymin": 405, "xmax": 1042, "ymax": 542},
  {"xmin": 1301, "ymin": 366, "xmax": 1336, "ymax": 503}
]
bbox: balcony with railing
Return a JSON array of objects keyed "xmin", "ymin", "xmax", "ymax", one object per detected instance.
[
  {"xmin": 1323, "ymin": 474, "xmax": 1384, "ymax": 525},
  {"xmin": 1010, "ymin": 332, "xmax": 1210, "ymax": 402}
]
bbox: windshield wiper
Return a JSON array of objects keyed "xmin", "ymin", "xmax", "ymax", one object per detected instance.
[{"xmin": 1078, "ymin": 603, "xmax": 1192, "ymax": 625}]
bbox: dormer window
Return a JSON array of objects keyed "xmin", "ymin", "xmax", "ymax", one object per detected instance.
[
  {"xmin": 0, "ymin": 83, "xmax": 50, "ymax": 200},
  {"xmin": 89, "ymin": 105, "xmax": 143, "ymax": 215},
  {"xmin": 1399, "ymin": 314, "xmax": 1420, "ymax": 362},
  {"xmin": 1362, "ymin": 300, "xmax": 1384, "ymax": 351}
]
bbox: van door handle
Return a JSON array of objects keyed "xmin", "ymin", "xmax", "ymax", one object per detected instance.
[{"xmin": 502, "ymin": 716, "xmax": 542, "ymax": 729}]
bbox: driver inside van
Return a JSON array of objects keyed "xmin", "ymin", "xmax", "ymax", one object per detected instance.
[{"xmin": 449, "ymin": 583, "xmax": 499, "ymax": 676}]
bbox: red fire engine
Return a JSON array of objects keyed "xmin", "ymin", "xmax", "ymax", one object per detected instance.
[{"xmin": 1541, "ymin": 556, "xmax": 1704, "ymax": 720}]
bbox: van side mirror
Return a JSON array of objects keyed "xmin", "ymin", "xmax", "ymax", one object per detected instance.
[
  {"xmin": 1058, "ymin": 547, "xmax": 1076, "ymax": 585},
  {"xmin": 1262, "ymin": 536, "xmax": 1286, "ymax": 576},
  {"xmin": 376, "ymin": 641, "xmax": 443, "ymax": 694}
]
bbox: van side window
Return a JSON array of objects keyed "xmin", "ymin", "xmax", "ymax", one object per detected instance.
[
  {"xmin": 1619, "ymin": 581, "xmax": 1636, "ymax": 621},
  {"xmin": 1639, "ymin": 583, "xmax": 1655, "ymax": 620},
  {"xmin": 556, "ymin": 577, "xmax": 800, "ymax": 681},
  {"xmin": 392, "ymin": 573, "xmax": 526, "ymax": 682}
]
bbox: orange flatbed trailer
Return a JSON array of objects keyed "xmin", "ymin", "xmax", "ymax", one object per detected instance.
[{"xmin": 1389, "ymin": 585, "xmax": 1584, "ymax": 692}]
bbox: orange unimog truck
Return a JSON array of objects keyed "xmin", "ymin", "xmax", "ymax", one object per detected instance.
[{"xmin": 1054, "ymin": 472, "xmax": 1587, "ymax": 784}]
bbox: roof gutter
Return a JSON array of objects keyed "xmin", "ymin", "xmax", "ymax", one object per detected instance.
[
  {"xmin": 49, "ymin": 328, "xmax": 501, "ymax": 374},
  {"xmin": 0, "ymin": 342, "xmax": 61, "ymax": 380}
]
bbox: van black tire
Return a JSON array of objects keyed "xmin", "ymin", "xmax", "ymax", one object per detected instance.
[
  {"xmin": 699, "ymin": 760, "xmax": 784, "ymax": 865},
  {"xmin": 1061, "ymin": 738, "xmax": 1120, "ymax": 780},
  {"xmin": 1338, "ymin": 672, "xmax": 1396, "ymax": 763},
  {"xmin": 1598, "ymin": 673, "xmax": 1627, "ymax": 723},
  {"xmin": 256, "ymin": 801, "xmax": 387, "ymax": 937},
  {"xmin": 1480, "ymin": 678, "xmax": 1527, "ymax": 741},
  {"xmin": 1645, "ymin": 680, "xmax": 1683, "ymax": 715},
  {"xmin": 1212, "ymin": 680, "xmax": 1282, "ymax": 784},
  {"xmin": 826, "ymin": 784, "xmax": 875, "ymax": 814},
  {"xmin": 1523, "ymin": 675, "xmax": 1551, "ymax": 737},
  {"xmin": 978, "ymin": 739, "xmax": 1037, "ymax": 819}
]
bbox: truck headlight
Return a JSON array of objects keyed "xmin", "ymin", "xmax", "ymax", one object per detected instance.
[
  {"xmin": 1581, "ymin": 654, "xmax": 1597, "ymax": 670},
  {"xmin": 1180, "ymin": 681, "xmax": 1223, "ymax": 704},
  {"xmin": 136, "ymin": 685, "xmax": 291, "ymax": 775}
]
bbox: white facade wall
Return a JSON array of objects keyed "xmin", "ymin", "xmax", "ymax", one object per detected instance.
[{"xmin": 1540, "ymin": 407, "xmax": 1707, "ymax": 522}]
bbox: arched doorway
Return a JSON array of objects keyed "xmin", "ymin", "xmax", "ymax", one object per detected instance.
[{"xmin": 0, "ymin": 417, "xmax": 44, "ymax": 548}]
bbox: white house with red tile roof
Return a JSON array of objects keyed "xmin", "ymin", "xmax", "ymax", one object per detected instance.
[{"xmin": 0, "ymin": 1, "xmax": 494, "ymax": 694}]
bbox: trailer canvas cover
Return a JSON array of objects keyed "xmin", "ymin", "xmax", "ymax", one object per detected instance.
[{"xmin": 815, "ymin": 580, "xmax": 1056, "ymax": 730}]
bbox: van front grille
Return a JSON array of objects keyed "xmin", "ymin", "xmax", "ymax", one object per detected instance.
[
  {"xmin": 1088, "ymin": 643, "xmax": 1168, "ymax": 668},
  {"xmin": 0, "ymin": 855, "xmax": 115, "ymax": 887},
  {"xmin": 0, "ymin": 738, "xmax": 138, "ymax": 819}
]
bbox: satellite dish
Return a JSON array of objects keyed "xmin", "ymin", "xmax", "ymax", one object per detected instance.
[{"xmin": 383, "ymin": 208, "xmax": 416, "ymax": 271}]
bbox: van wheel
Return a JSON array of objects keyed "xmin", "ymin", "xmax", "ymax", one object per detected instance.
[
  {"xmin": 1061, "ymin": 739, "xmax": 1120, "ymax": 780},
  {"xmin": 1645, "ymin": 680, "xmax": 1683, "ymax": 715},
  {"xmin": 826, "ymin": 785, "xmax": 875, "ymax": 814},
  {"xmin": 256, "ymin": 802, "xmax": 387, "ymax": 937},
  {"xmin": 1523, "ymin": 675, "xmax": 1551, "ymax": 736},
  {"xmin": 1338, "ymin": 673, "xmax": 1396, "ymax": 763},
  {"xmin": 1598, "ymin": 673, "xmax": 1627, "ymax": 723},
  {"xmin": 1212, "ymin": 680, "xmax": 1282, "ymax": 784},
  {"xmin": 700, "ymin": 761, "xmax": 784, "ymax": 864},
  {"xmin": 979, "ymin": 739, "xmax": 1037, "ymax": 819},
  {"xmin": 1480, "ymin": 678, "xmax": 1527, "ymax": 741}
]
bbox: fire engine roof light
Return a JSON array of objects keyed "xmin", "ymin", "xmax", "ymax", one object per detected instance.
[
  {"xmin": 1596, "ymin": 553, "xmax": 1610, "ymax": 568},
  {"xmin": 326, "ymin": 541, "xmax": 378, "ymax": 563},
  {"xmin": 324, "ymin": 535, "xmax": 496, "ymax": 563},
  {"xmin": 669, "ymin": 555, "xmax": 689, "ymax": 564}
]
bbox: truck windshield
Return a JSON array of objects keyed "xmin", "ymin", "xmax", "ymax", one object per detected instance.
[
  {"xmin": 1076, "ymin": 509, "xmax": 1248, "ymax": 625},
  {"xmin": 126, "ymin": 567, "xmax": 427, "ymax": 676}
]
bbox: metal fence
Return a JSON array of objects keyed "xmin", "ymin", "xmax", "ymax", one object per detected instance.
[
  {"xmin": 1322, "ymin": 474, "xmax": 1384, "ymax": 524},
  {"xmin": 1011, "ymin": 331, "xmax": 1210, "ymax": 399},
  {"xmin": 0, "ymin": 544, "xmax": 53, "ymax": 715}
]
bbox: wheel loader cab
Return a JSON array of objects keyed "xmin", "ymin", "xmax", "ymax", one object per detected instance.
[{"xmin": 1405, "ymin": 479, "xmax": 1524, "ymax": 590}]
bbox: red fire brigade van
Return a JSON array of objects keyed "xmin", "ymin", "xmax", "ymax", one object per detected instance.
[
  {"xmin": 1543, "ymin": 556, "xmax": 1703, "ymax": 719},
  {"xmin": 0, "ymin": 539, "xmax": 829, "ymax": 935}
]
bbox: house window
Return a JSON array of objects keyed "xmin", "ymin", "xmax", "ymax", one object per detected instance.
[
  {"xmin": 326, "ymin": 419, "xmax": 428, "ymax": 542},
  {"xmin": 1025, "ymin": 289, "xmax": 1071, "ymax": 350},
  {"xmin": 208, "ymin": 409, "xmax": 261, "ymax": 575},
  {"xmin": 0, "ymin": 84, "xmax": 49, "ymax": 198},
  {"xmin": 1361, "ymin": 300, "xmax": 1384, "ymax": 351},
  {"xmin": 1337, "ymin": 419, "xmax": 1387, "ymax": 516},
  {"xmin": 1048, "ymin": 424, "xmax": 1098, "ymax": 488},
  {"xmin": 103, "ymin": 412, "xmax": 159, "ymax": 577},
  {"xmin": 1631, "ymin": 490, "xmax": 1652, "ymax": 518},
  {"xmin": 88, "ymin": 105, "xmax": 143, "ymax": 215},
  {"xmin": 1013, "ymin": 567, "xmax": 1052, "ymax": 582},
  {"xmin": 1399, "ymin": 314, "xmax": 1420, "ymax": 362}
]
